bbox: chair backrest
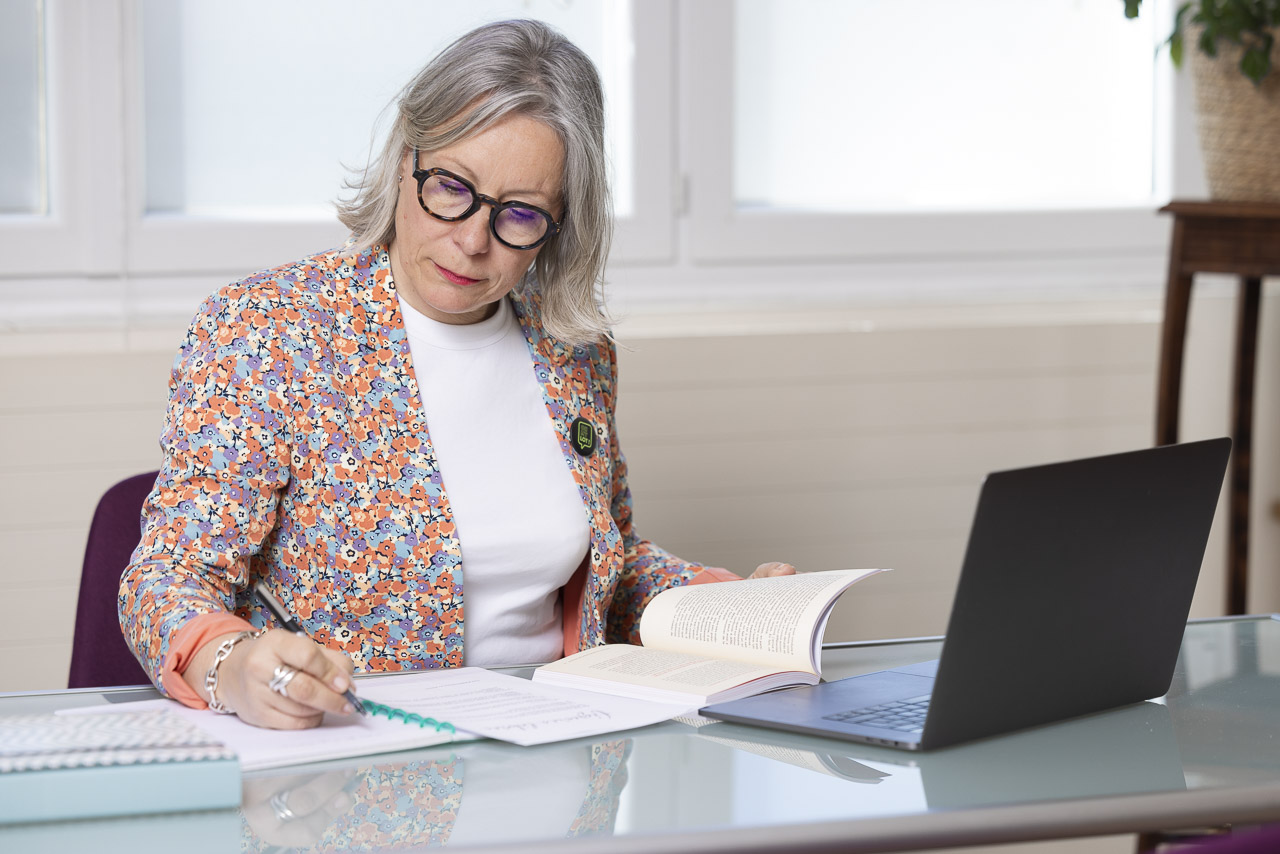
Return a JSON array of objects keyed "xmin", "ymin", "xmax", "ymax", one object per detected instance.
[
  {"xmin": 68, "ymin": 471, "xmax": 159, "ymax": 689},
  {"xmin": 1190, "ymin": 826, "xmax": 1280, "ymax": 854}
]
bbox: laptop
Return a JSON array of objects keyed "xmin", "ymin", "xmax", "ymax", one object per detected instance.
[{"xmin": 701, "ymin": 438, "xmax": 1231, "ymax": 751}]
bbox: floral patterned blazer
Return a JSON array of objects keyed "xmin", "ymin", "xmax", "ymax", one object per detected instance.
[{"xmin": 119, "ymin": 244, "xmax": 731, "ymax": 692}]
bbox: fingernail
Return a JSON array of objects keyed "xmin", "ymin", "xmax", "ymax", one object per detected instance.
[
  {"xmin": 333, "ymin": 676, "xmax": 350, "ymax": 692},
  {"xmin": 343, "ymin": 703, "xmax": 354, "ymax": 714}
]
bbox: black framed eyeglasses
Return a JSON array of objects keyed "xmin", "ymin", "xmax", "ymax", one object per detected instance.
[{"xmin": 411, "ymin": 151, "xmax": 563, "ymax": 250}]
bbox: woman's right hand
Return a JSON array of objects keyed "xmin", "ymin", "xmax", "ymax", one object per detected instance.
[
  {"xmin": 185, "ymin": 629, "xmax": 357, "ymax": 729},
  {"xmin": 242, "ymin": 768, "xmax": 361, "ymax": 846}
]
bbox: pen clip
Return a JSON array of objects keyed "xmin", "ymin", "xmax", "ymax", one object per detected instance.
[{"xmin": 253, "ymin": 582, "xmax": 296, "ymax": 631}]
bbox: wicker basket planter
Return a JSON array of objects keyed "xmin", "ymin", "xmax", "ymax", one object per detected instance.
[{"xmin": 1187, "ymin": 27, "xmax": 1280, "ymax": 202}]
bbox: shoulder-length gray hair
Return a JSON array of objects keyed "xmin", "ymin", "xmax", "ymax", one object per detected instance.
[{"xmin": 337, "ymin": 19, "xmax": 613, "ymax": 346}]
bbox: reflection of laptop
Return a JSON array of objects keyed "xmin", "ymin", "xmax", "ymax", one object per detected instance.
[
  {"xmin": 695, "ymin": 700, "xmax": 1185, "ymax": 805},
  {"xmin": 702, "ymin": 439, "xmax": 1230, "ymax": 751},
  {"xmin": 910, "ymin": 701, "xmax": 1186, "ymax": 806}
]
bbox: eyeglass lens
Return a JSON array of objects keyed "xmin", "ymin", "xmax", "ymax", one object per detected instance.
[{"xmin": 420, "ymin": 173, "xmax": 551, "ymax": 248}]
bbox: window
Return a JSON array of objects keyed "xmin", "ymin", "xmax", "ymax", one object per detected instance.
[
  {"xmin": 734, "ymin": 0, "xmax": 1158, "ymax": 212},
  {"xmin": 132, "ymin": 0, "xmax": 664, "ymax": 271},
  {"xmin": 0, "ymin": 0, "xmax": 46, "ymax": 216},
  {"xmin": 141, "ymin": 0, "xmax": 634, "ymax": 219},
  {"xmin": 682, "ymin": 0, "xmax": 1173, "ymax": 264},
  {"xmin": 0, "ymin": 0, "xmax": 1185, "ymax": 316}
]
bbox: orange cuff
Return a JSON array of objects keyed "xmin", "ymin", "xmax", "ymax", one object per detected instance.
[
  {"xmin": 161, "ymin": 612, "xmax": 256, "ymax": 709},
  {"xmin": 688, "ymin": 566, "xmax": 740, "ymax": 585}
]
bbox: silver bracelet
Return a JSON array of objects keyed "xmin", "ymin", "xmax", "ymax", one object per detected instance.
[{"xmin": 204, "ymin": 630, "xmax": 260, "ymax": 714}]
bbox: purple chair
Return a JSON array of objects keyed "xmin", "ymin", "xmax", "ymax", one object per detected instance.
[
  {"xmin": 1189, "ymin": 827, "xmax": 1280, "ymax": 853},
  {"xmin": 68, "ymin": 471, "xmax": 159, "ymax": 689}
]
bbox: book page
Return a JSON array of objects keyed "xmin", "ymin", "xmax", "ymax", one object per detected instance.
[
  {"xmin": 534, "ymin": 644, "xmax": 802, "ymax": 702},
  {"xmin": 638, "ymin": 568, "xmax": 887, "ymax": 674}
]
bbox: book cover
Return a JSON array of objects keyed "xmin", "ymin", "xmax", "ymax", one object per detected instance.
[{"xmin": 0, "ymin": 710, "xmax": 241, "ymax": 824}]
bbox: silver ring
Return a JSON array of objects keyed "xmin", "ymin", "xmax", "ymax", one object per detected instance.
[
  {"xmin": 269, "ymin": 665, "xmax": 299, "ymax": 698},
  {"xmin": 269, "ymin": 790, "xmax": 296, "ymax": 822}
]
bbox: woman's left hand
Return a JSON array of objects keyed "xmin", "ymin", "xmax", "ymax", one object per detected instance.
[{"xmin": 748, "ymin": 561, "xmax": 797, "ymax": 579}]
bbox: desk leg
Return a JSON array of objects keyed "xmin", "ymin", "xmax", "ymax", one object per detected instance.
[
  {"xmin": 1157, "ymin": 220, "xmax": 1192, "ymax": 447},
  {"xmin": 1227, "ymin": 276, "xmax": 1261, "ymax": 615}
]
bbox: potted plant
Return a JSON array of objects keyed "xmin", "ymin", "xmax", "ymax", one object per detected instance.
[{"xmin": 1125, "ymin": 0, "xmax": 1280, "ymax": 201}]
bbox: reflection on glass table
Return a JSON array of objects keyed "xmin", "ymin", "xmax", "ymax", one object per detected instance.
[
  {"xmin": 238, "ymin": 739, "xmax": 626, "ymax": 851},
  {"xmin": 695, "ymin": 700, "xmax": 1183, "ymax": 823},
  {"xmin": 2, "ymin": 617, "xmax": 1279, "ymax": 854}
]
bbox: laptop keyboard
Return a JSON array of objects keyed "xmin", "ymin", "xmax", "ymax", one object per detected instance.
[{"xmin": 823, "ymin": 694, "xmax": 931, "ymax": 734}]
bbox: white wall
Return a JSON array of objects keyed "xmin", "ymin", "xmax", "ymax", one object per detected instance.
[{"xmin": 4, "ymin": 281, "xmax": 1276, "ymax": 694}]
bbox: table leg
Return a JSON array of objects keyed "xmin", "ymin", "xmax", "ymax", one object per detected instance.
[
  {"xmin": 1227, "ymin": 276, "xmax": 1261, "ymax": 615},
  {"xmin": 1157, "ymin": 220, "xmax": 1192, "ymax": 447}
]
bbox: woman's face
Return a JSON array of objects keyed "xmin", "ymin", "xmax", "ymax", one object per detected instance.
[{"xmin": 389, "ymin": 113, "xmax": 565, "ymax": 326}]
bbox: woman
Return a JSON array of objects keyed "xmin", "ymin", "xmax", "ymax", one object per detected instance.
[{"xmin": 119, "ymin": 19, "xmax": 794, "ymax": 730}]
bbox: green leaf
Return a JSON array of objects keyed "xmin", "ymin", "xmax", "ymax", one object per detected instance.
[
  {"xmin": 1199, "ymin": 27, "xmax": 1219, "ymax": 58},
  {"xmin": 1241, "ymin": 45, "xmax": 1269, "ymax": 83},
  {"xmin": 1173, "ymin": 2, "xmax": 1193, "ymax": 29},
  {"xmin": 1138, "ymin": 0, "xmax": 1277, "ymax": 83}
]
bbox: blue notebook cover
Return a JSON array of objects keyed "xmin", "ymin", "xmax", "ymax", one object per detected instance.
[{"xmin": 0, "ymin": 710, "xmax": 241, "ymax": 824}]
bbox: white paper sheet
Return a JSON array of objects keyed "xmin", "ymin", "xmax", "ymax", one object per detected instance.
[{"xmin": 356, "ymin": 667, "xmax": 694, "ymax": 747}]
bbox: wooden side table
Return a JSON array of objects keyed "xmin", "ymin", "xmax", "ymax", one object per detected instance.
[{"xmin": 1156, "ymin": 201, "xmax": 1280, "ymax": 615}]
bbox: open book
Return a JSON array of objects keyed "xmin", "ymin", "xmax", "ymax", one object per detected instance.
[{"xmin": 533, "ymin": 568, "xmax": 887, "ymax": 708}]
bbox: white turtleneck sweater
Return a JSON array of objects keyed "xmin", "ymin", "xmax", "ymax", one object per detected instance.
[{"xmin": 398, "ymin": 293, "xmax": 590, "ymax": 666}]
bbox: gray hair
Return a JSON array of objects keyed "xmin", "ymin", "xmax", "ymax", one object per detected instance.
[{"xmin": 337, "ymin": 19, "xmax": 613, "ymax": 346}]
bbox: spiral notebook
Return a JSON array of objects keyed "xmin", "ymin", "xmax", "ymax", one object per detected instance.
[
  {"xmin": 0, "ymin": 710, "xmax": 241, "ymax": 823},
  {"xmin": 64, "ymin": 698, "xmax": 473, "ymax": 772}
]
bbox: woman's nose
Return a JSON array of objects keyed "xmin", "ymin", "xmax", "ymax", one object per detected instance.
[{"xmin": 454, "ymin": 210, "xmax": 492, "ymax": 255}]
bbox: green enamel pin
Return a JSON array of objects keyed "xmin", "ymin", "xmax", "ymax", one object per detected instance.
[{"xmin": 570, "ymin": 416, "xmax": 597, "ymax": 457}]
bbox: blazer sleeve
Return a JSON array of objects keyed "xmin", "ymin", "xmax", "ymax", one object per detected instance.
[{"xmin": 118, "ymin": 285, "xmax": 295, "ymax": 692}]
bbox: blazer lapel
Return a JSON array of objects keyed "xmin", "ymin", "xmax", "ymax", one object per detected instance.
[
  {"xmin": 334, "ymin": 245, "xmax": 464, "ymax": 669},
  {"xmin": 510, "ymin": 290, "xmax": 617, "ymax": 650}
]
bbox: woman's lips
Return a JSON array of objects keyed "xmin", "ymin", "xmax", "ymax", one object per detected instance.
[{"xmin": 434, "ymin": 262, "xmax": 481, "ymax": 286}]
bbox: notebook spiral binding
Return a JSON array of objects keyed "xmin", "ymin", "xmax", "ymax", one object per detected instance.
[{"xmin": 361, "ymin": 701, "xmax": 455, "ymax": 734}]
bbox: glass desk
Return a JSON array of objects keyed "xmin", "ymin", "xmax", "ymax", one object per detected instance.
[{"xmin": 3, "ymin": 616, "xmax": 1279, "ymax": 853}]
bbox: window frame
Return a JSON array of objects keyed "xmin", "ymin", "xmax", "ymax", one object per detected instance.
[
  {"xmin": 0, "ymin": 0, "xmax": 1197, "ymax": 320},
  {"xmin": 0, "ymin": 0, "xmax": 124, "ymax": 279}
]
